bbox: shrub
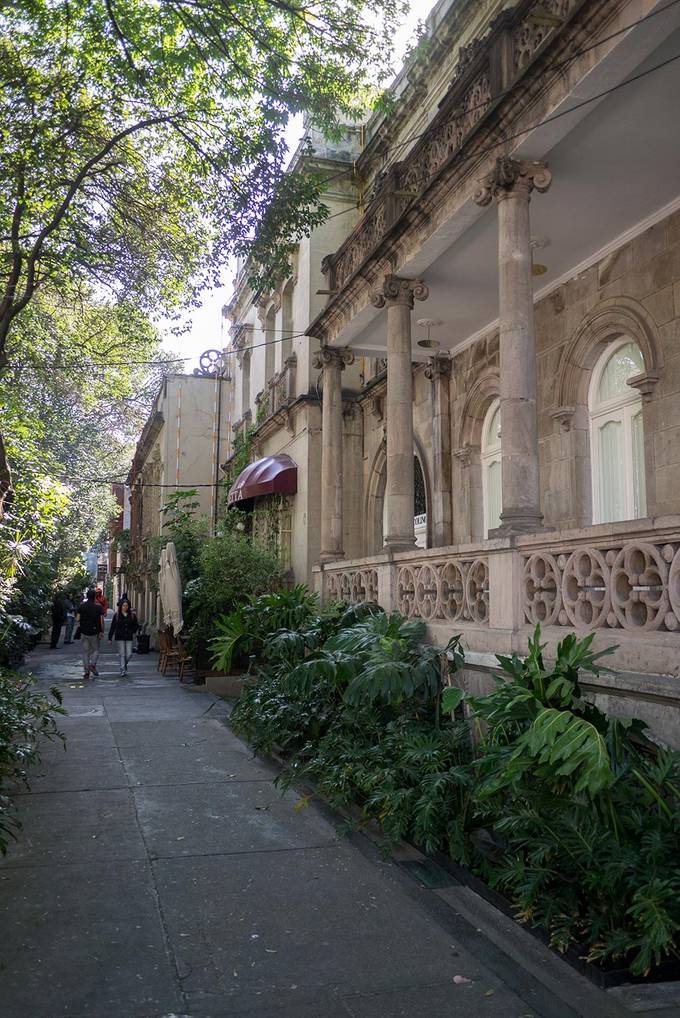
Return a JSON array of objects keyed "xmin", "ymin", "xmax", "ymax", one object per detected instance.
[
  {"xmin": 444, "ymin": 627, "xmax": 680, "ymax": 976},
  {"xmin": 210, "ymin": 584, "xmax": 321, "ymax": 673},
  {"xmin": 183, "ymin": 530, "xmax": 283, "ymax": 663},
  {"xmin": 0, "ymin": 670, "xmax": 65, "ymax": 852},
  {"xmin": 232, "ymin": 608, "xmax": 680, "ymax": 978}
]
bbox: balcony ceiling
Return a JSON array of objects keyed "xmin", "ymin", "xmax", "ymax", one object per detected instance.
[{"xmin": 344, "ymin": 8, "xmax": 680, "ymax": 359}]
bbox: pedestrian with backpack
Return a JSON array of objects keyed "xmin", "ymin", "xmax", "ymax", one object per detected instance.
[
  {"xmin": 75, "ymin": 589, "xmax": 104, "ymax": 680},
  {"xmin": 108, "ymin": 598, "xmax": 139, "ymax": 676}
]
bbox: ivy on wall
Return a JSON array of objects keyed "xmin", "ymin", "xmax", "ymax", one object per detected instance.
[{"xmin": 252, "ymin": 494, "xmax": 291, "ymax": 569}]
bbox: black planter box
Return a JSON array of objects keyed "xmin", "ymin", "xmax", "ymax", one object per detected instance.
[{"xmin": 136, "ymin": 634, "xmax": 150, "ymax": 654}]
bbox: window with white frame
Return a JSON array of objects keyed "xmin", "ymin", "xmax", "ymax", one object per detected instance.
[
  {"xmin": 589, "ymin": 339, "xmax": 646, "ymax": 524},
  {"xmin": 481, "ymin": 399, "xmax": 502, "ymax": 536}
]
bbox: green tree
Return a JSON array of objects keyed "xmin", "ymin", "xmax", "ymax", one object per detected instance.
[
  {"xmin": 0, "ymin": 287, "xmax": 174, "ymax": 657},
  {"xmin": 0, "ymin": 0, "xmax": 404, "ymax": 506}
]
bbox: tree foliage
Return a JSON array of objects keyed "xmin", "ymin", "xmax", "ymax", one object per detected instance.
[{"xmin": 0, "ymin": 286, "xmax": 174, "ymax": 661}]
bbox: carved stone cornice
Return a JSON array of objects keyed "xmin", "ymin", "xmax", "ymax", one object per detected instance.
[
  {"xmin": 453, "ymin": 445, "xmax": 474, "ymax": 467},
  {"xmin": 424, "ymin": 354, "xmax": 451, "ymax": 381},
  {"xmin": 312, "ymin": 346, "xmax": 355, "ymax": 371},
  {"xmin": 550, "ymin": 405, "xmax": 576, "ymax": 432},
  {"xmin": 307, "ymin": 0, "xmax": 613, "ymax": 347},
  {"xmin": 473, "ymin": 156, "xmax": 552, "ymax": 206},
  {"xmin": 628, "ymin": 371, "xmax": 659, "ymax": 403},
  {"xmin": 371, "ymin": 275, "xmax": 429, "ymax": 310}
]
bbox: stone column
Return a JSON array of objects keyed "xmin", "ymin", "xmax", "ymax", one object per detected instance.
[
  {"xmin": 372, "ymin": 276, "xmax": 429, "ymax": 549},
  {"xmin": 475, "ymin": 157, "xmax": 552, "ymax": 533},
  {"xmin": 425, "ymin": 355, "xmax": 453, "ymax": 546},
  {"xmin": 313, "ymin": 346, "xmax": 354, "ymax": 561}
]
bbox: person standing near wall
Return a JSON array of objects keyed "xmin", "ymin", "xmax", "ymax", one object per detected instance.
[
  {"xmin": 63, "ymin": 597, "xmax": 76, "ymax": 644},
  {"xmin": 49, "ymin": 592, "xmax": 66, "ymax": 649},
  {"xmin": 76, "ymin": 589, "xmax": 104, "ymax": 680},
  {"xmin": 108, "ymin": 598, "xmax": 139, "ymax": 677}
]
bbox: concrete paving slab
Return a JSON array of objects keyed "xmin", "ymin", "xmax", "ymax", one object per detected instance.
[
  {"xmin": 342, "ymin": 980, "xmax": 537, "ymax": 1017},
  {"xmin": 152, "ymin": 847, "xmax": 532, "ymax": 1016},
  {"xmin": 1, "ymin": 787, "xmax": 147, "ymax": 868},
  {"xmin": 134, "ymin": 781, "xmax": 338, "ymax": 858},
  {"xmin": 120, "ymin": 740, "xmax": 278, "ymax": 786},
  {"xmin": 14, "ymin": 747, "xmax": 129, "ymax": 794},
  {"xmin": 0, "ymin": 860, "xmax": 183, "ymax": 1018},
  {"xmin": 111, "ymin": 718, "xmax": 233, "ymax": 747},
  {"xmin": 46, "ymin": 717, "xmax": 117, "ymax": 748},
  {"xmin": 105, "ymin": 701, "xmax": 220, "ymax": 722},
  {"xmin": 217, "ymin": 999, "xmax": 352, "ymax": 1017}
]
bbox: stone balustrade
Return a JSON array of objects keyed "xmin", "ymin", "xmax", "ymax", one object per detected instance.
[
  {"xmin": 321, "ymin": 542, "xmax": 490, "ymax": 627},
  {"xmin": 518, "ymin": 519, "xmax": 680, "ymax": 634},
  {"xmin": 317, "ymin": 517, "xmax": 680, "ymax": 639}
]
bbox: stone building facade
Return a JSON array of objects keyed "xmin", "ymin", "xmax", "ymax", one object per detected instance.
[
  {"xmin": 299, "ymin": 0, "xmax": 680, "ymax": 744},
  {"xmin": 219, "ymin": 0, "xmax": 680, "ymax": 742},
  {"xmin": 127, "ymin": 373, "xmax": 231, "ymax": 626}
]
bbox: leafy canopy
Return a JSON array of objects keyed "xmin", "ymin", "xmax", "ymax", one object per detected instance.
[{"xmin": 0, "ymin": 0, "xmax": 404, "ymax": 370}]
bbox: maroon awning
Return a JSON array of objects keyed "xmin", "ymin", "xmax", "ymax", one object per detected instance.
[{"xmin": 227, "ymin": 454, "xmax": 297, "ymax": 506}]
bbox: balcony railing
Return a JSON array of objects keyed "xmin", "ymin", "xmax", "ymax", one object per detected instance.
[
  {"xmin": 319, "ymin": 517, "xmax": 680, "ymax": 638},
  {"xmin": 518, "ymin": 520, "xmax": 680, "ymax": 635}
]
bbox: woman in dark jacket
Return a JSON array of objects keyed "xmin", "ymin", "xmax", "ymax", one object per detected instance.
[{"xmin": 108, "ymin": 598, "xmax": 139, "ymax": 676}]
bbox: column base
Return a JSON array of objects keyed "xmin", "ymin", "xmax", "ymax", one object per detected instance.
[
  {"xmin": 383, "ymin": 536, "xmax": 417, "ymax": 552},
  {"xmin": 318, "ymin": 551, "xmax": 345, "ymax": 565},
  {"xmin": 489, "ymin": 507, "xmax": 549, "ymax": 538}
]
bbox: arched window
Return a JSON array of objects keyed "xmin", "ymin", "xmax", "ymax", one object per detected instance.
[
  {"xmin": 589, "ymin": 339, "xmax": 646, "ymax": 523},
  {"xmin": 481, "ymin": 399, "xmax": 501, "ymax": 535}
]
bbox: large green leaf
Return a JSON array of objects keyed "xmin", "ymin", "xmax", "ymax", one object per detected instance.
[{"xmin": 515, "ymin": 707, "xmax": 615, "ymax": 796}]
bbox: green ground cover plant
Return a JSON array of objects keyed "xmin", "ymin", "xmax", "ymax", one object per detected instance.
[
  {"xmin": 0, "ymin": 670, "xmax": 65, "ymax": 852},
  {"xmin": 228, "ymin": 591, "xmax": 680, "ymax": 977}
]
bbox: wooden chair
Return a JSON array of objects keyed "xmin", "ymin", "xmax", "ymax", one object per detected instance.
[
  {"xmin": 176, "ymin": 634, "xmax": 194, "ymax": 681},
  {"xmin": 158, "ymin": 630, "xmax": 181, "ymax": 675}
]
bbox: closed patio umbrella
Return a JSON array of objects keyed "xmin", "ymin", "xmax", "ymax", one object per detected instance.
[{"xmin": 159, "ymin": 541, "xmax": 184, "ymax": 635}]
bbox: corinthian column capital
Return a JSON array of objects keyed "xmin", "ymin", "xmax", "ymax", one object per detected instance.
[
  {"xmin": 474, "ymin": 157, "xmax": 552, "ymax": 207},
  {"xmin": 312, "ymin": 346, "xmax": 354, "ymax": 371},
  {"xmin": 371, "ymin": 275, "xmax": 429, "ymax": 310}
]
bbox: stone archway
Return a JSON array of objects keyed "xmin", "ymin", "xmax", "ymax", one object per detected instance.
[
  {"xmin": 364, "ymin": 441, "xmax": 432, "ymax": 554},
  {"xmin": 553, "ymin": 296, "xmax": 663, "ymax": 525},
  {"xmin": 456, "ymin": 368, "xmax": 500, "ymax": 542}
]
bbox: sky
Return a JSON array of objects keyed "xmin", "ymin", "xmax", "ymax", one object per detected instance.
[{"xmin": 161, "ymin": 0, "xmax": 431, "ymax": 374}]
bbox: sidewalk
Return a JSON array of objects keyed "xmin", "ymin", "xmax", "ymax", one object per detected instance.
[{"xmin": 0, "ymin": 636, "xmax": 661, "ymax": 1017}]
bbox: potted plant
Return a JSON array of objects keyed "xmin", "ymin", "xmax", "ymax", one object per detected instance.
[{"xmin": 136, "ymin": 622, "xmax": 150, "ymax": 654}]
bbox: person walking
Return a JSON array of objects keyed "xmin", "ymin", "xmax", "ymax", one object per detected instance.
[
  {"xmin": 108, "ymin": 598, "xmax": 139, "ymax": 676},
  {"xmin": 50, "ymin": 592, "xmax": 66, "ymax": 649},
  {"xmin": 76, "ymin": 589, "xmax": 104, "ymax": 680},
  {"xmin": 63, "ymin": 597, "xmax": 76, "ymax": 644},
  {"xmin": 95, "ymin": 588, "xmax": 109, "ymax": 617}
]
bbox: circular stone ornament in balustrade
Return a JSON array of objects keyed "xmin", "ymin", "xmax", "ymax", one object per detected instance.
[
  {"xmin": 666, "ymin": 545, "xmax": 680, "ymax": 631},
  {"xmin": 523, "ymin": 553, "xmax": 562, "ymax": 625},
  {"xmin": 397, "ymin": 566, "xmax": 417, "ymax": 617},
  {"xmin": 339, "ymin": 572, "xmax": 352, "ymax": 603},
  {"xmin": 561, "ymin": 548, "xmax": 610, "ymax": 629},
  {"xmin": 610, "ymin": 542, "xmax": 669, "ymax": 631},
  {"xmin": 466, "ymin": 558, "xmax": 490, "ymax": 623},
  {"xmin": 414, "ymin": 563, "xmax": 440, "ymax": 620},
  {"xmin": 439, "ymin": 560, "xmax": 466, "ymax": 621}
]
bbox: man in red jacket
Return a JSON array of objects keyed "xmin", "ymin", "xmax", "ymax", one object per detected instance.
[{"xmin": 95, "ymin": 588, "xmax": 109, "ymax": 617}]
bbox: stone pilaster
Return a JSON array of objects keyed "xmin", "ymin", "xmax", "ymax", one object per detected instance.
[
  {"xmin": 313, "ymin": 346, "xmax": 354, "ymax": 561},
  {"xmin": 475, "ymin": 157, "xmax": 552, "ymax": 534},
  {"xmin": 425, "ymin": 355, "xmax": 453, "ymax": 546},
  {"xmin": 371, "ymin": 276, "xmax": 429, "ymax": 549}
]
